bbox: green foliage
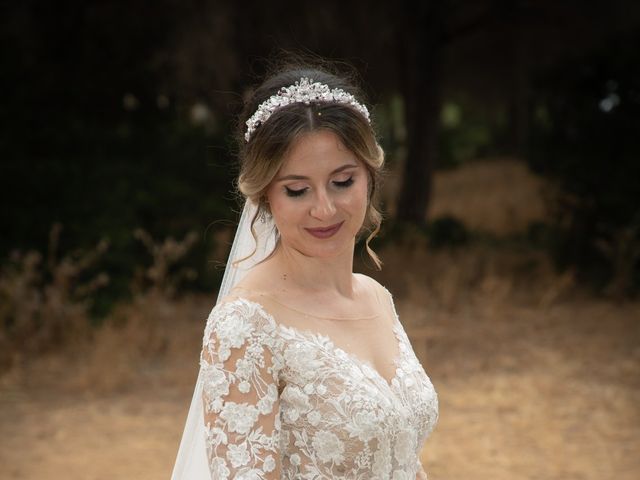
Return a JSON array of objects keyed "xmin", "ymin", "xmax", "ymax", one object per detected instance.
[
  {"xmin": 1, "ymin": 112, "xmax": 236, "ymax": 317},
  {"xmin": 426, "ymin": 216, "xmax": 470, "ymax": 248},
  {"xmin": 527, "ymin": 30, "xmax": 640, "ymax": 295},
  {"xmin": 0, "ymin": 3, "xmax": 241, "ymax": 315},
  {"xmin": 438, "ymin": 100, "xmax": 495, "ymax": 168}
]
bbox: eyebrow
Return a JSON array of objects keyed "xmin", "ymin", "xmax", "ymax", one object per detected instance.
[{"xmin": 275, "ymin": 163, "xmax": 359, "ymax": 182}]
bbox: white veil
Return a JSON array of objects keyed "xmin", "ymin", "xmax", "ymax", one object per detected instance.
[{"xmin": 170, "ymin": 198, "xmax": 277, "ymax": 479}]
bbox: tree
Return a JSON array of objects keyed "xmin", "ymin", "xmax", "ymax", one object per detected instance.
[
  {"xmin": 527, "ymin": 30, "xmax": 640, "ymax": 294},
  {"xmin": 394, "ymin": 1, "xmax": 446, "ymax": 224}
]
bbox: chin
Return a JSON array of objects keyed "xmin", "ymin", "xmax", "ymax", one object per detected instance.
[{"xmin": 302, "ymin": 235, "xmax": 358, "ymax": 258}]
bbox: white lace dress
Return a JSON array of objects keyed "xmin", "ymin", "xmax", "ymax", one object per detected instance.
[{"xmin": 199, "ymin": 286, "xmax": 439, "ymax": 479}]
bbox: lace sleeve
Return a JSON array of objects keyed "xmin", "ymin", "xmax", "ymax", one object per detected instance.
[{"xmin": 200, "ymin": 300, "xmax": 283, "ymax": 479}]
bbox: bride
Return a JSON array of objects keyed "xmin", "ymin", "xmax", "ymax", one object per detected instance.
[{"xmin": 171, "ymin": 61, "xmax": 439, "ymax": 479}]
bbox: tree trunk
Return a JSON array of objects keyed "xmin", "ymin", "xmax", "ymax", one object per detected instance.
[
  {"xmin": 506, "ymin": 8, "xmax": 530, "ymax": 156},
  {"xmin": 395, "ymin": 1, "xmax": 446, "ymax": 225}
]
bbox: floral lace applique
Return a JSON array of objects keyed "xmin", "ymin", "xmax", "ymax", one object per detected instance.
[{"xmin": 200, "ymin": 290, "xmax": 438, "ymax": 480}]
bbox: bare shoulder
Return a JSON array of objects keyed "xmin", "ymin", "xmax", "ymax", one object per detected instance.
[
  {"xmin": 354, "ymin": 273, "xmax": 396, "ymax": 324},
  {"xmin": 214, "ymin": 274, "xmax": 272, "ymax": 314},
  {"xmin": 354, "ymin": 273, "xmax": 391, "ymax": 299},
  {"xmin": 219, "ymin": 266, "xmax": 273, "ymax": 305}
]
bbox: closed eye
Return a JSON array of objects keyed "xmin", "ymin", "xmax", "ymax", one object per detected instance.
[
  {"xmin": 285, "ymin": 187, "xmax": 307, "ymax": 197},
  {"xmin": 284, "ymin": 177, "xmax": 354, "ymax": 198},
  {"xmin": 333, "ymin": 177, "xmax": 354, "ymax": 188}
]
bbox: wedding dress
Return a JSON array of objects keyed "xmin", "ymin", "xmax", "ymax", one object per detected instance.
[
  {"xmin": 171, "ymin": 200, "xmax": 439, "ymax": 479},
  {"xmin": 200, "ymin": 285, "xmax": 439, "ymax": 479}
]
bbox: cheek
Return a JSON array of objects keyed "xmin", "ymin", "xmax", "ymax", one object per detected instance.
[
  {"xmin": 267, "ymin": 197, "xmax": 288, "ymax": 224},
  {"xmin": 266, "ymin": 192, "xmax": 305, "ymax": 233},
  {"xmin": 339, "ymin": 182, "xmax": 369, "ymax": 219},
  {"xmin": 352, "ymin": 180, "xmax": 370, "ymax": 209}
]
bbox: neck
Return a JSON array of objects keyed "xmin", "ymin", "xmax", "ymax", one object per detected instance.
[{"xmin": 268, "ymin": 240, "xmax": 357, "ymax": 299}]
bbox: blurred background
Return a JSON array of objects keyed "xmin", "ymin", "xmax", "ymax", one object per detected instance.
[{"xmin": 1, "ymin": 1, "xmax": 639, "ymax": 479}]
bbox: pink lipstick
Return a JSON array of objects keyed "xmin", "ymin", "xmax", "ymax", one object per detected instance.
[{"xmin": 305, "ymin": 221, "xmax": 344, "ymax": 239}]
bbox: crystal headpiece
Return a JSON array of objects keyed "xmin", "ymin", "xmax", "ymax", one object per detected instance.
[{"xmin": 244, "ymin": 77, "xmax": 371, "ymax": 142}]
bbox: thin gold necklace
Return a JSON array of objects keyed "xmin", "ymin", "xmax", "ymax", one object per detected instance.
[{"xmin": 231, "ymin": 286, "xmax": 380, "ymax": 321}]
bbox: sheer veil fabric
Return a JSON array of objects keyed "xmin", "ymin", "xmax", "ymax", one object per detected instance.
[{"xmin": 171, "ymin": 199, "xmax": 277, "ymax": 479}]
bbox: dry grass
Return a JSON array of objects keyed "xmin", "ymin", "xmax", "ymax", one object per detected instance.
[
  {"xmin": 1, "ymin": 254, "xmax": 638, "ymax": 480},
  {"xmin": 1, "ymin": 159, "xmax": 639, "ymax": 479},
  {"xmin": 403, "ymin": 289, "xmax": 640, "ymax": 480},
  {"xmin": 0, "ymin": 223, "xmax": 110, "ymax": 370},
  {"xmin": 384, "ymin": 156, "xmax": 553, "ymax": 235},
  {"xmin": 429, "ymin": 157, "xmax": 554, "ymax": 235}
]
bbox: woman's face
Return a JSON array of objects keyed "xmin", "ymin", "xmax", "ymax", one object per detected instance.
[{"xmin": 265, "ymin": 129, "xmax": 369, "ymax": 259}]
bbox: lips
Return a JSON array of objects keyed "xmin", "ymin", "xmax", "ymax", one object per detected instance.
[{"xmin": 305, "ymin": 221, "xmax": 344, "ymax": 239}]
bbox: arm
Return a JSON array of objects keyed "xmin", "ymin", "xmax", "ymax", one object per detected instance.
[{"xmin": 200, "ymin": 303, "xmax": 282, "ymax": 479}]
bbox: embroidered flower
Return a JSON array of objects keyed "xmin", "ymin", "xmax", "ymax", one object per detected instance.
[
  {"xmin": 227, "ymin": 442, "xmax": 251, "ymax": 468},
  {"xmin": 255, "ymin": 384, "xmax": 278, "ymax": 415},
  {"xmin": 283, "ymin": 406, "xmax": 300, "ymax": 423},
  {"xmin": 218, "ymin": 345, "xmax": 231, "ymax": 362},
  {"xmin": 257, "ymin": 395, "xmax": 275, "ymax": 415},
  {"xmin": 284, "ymin": 343, "xmax": 322, "ymax": 379},
  {"xmin": 263, "ymin": 454, "xmax": 276, "ymax": 472},
  {"xmin": 215, "ymin": 311, "xmax": 253, "ymax": 349},
  {"xmin": 235, "ymin": 358, "xmax": 256, "ymax": 379},
  {"xmin": 257, "ymin": 430, "xmax": 279, "ymax": 452},
  {"xmin": 220, "ymin": 402, "xmax": 259, "ymax": 434},
  {"xmin": 209, "ymin": 457, "xmax": 230, "ymax": 479},
  {"xmin": 312, "ymin": 430, "xmax": 345, "ymax": 464},
  {"xmin": 205, "ymin": 424, "xmax": 227, "ymax": 447},
  {"xmin": 202, "ymin": 365, "xmax": 230, "ymax": 402},
  {"xmin": 345, "ymin": 409, "xmax": 379, "ymax": 442},
  {"xmin": 267, "ymin": 383, "xmax": 279, "ymax": 400},
  {"xmin": 281, "ymin": 385, "xmax": 312, "ymax": 413},
  {"xmin": 306, "ymin": 410, "xmax": 322, "ymax": 426},
  {"xmin": 208, "ymin": 396, "xmax": 223, "ymax": 413}
]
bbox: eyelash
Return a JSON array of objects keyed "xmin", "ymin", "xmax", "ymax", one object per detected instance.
[{"xmin": 285, "ymin": 177, "xmax": 354, "ymax": 198}]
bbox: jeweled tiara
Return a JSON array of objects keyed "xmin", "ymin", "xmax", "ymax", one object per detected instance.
[{"xmin": 244, "ymin": 77, "xmax": 371, "ymax": 142}]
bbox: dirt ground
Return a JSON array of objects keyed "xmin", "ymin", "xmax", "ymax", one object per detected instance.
[
  {"xmin": 2, "ymin": 159, "xmax": 638, "ymax": 479},
  {"xmin": 1, "ymin": 289, "xmax": 638, "ymax": 480}
]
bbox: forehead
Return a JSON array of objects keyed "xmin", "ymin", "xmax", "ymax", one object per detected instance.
[{"xmin": 279, "ymin": 130, "xmax": 360, "ymax": 173}]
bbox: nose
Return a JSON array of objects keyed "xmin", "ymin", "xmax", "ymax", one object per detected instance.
[{"xmin": 310, "ymin": 188, "xmax": 337, "ymax": 221}]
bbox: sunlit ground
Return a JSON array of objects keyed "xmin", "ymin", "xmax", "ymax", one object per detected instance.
[{"xmin": 1, "ymin": 159, "xmax": 638, "ymax": 479}]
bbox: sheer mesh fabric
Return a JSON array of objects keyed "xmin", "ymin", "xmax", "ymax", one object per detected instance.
[{"xmin": 199, "ymin": 278, "xmax": 438, "ymax": 479}]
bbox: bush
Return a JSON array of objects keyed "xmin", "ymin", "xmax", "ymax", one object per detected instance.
[
  {"xmin": 527, "ymin": 30, "xmax": 640, "ymax": 296},
  {"xmin": 0, "ymin": 224, "xmax": 109, "ymax": 370}
]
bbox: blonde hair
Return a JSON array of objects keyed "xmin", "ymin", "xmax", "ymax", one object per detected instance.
[{"xmin": 233, "ymin": 61, "xmax": 385, "ymax": 269}]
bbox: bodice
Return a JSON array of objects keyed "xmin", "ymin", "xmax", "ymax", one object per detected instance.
[{"xmin": 199, "ymin": 286, "xmax": 439, "ymax": 479}]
